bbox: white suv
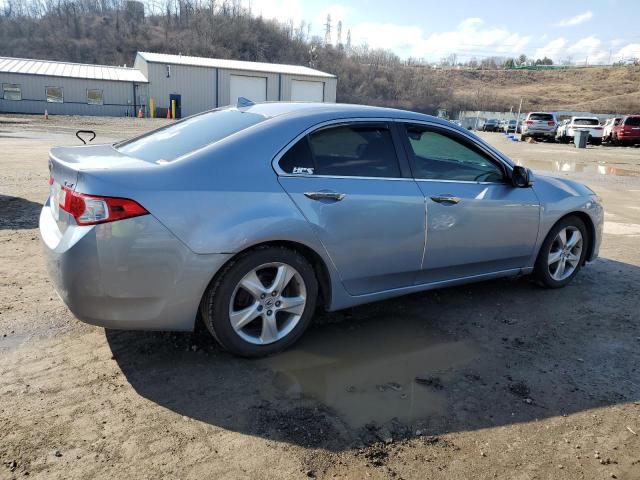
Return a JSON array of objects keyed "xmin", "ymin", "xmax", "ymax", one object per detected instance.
[
  {"xmin": 556, "ymin": 117, "xmax": 604, "ymax": 145},
  {"xmin": 521, "ymin": 112, "xmax": 558, "ymax": 140}
]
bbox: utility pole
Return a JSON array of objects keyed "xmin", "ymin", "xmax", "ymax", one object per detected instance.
[{"xmin": 516, "ymin": 98, "xmax": 523, "ymax": 134}]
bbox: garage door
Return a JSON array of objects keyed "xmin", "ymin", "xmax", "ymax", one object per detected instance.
[
  {"xmin": 229, "ymin": 75, "xmax": 267, "ymax": 104},
  {"xmin": 291, "ymin": 80, "xmax": 324, "ymax": 102}
]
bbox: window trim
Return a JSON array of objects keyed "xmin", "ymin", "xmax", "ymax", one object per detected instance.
[
  {"xmin": 396, "ymin": 120, "xmax": 512, "ymax": 184},
  {"xmin": 45, "ymin": 86, "xmax": 64, "ymax": 103},
  {"xmin": 273, "ymin": 118, "xmax": 413, "ymax": 180},
  {"xmin": 2, "ymin": 83, "xmax": 22, "ymax": 101}
]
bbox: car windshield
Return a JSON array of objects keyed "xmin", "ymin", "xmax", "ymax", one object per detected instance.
[
  {"xmin": 116, "ymin": 108, "xmax": 267, "ymax": 162},
  {"xmin": 625, "ymin": 117, "xmax": 640, "ymax": 126},
  {"xmin": 573, "ymin": 118, "xmax": 599, "ymax": 126},
  {"xmin": 529, "ymin": 113, "xmax": 553, "ymax": 121}
]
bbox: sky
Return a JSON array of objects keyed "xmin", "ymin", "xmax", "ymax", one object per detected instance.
[{"xmin": 246, "ymin": 0, "xmax": 640, "ymax": 64}]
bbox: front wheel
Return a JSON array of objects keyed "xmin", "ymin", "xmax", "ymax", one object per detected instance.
[
  {"xmin": 533, "ymin": 216, "xmax": 588, "ymax": 288},
  {"xmin": 200, "ymin": 246, "xmax": 318, "ymax": 357}
]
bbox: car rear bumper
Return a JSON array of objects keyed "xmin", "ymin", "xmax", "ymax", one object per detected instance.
[{"xmin": 40, "ymin": 201, "xmax": 231, "ymax": 331}]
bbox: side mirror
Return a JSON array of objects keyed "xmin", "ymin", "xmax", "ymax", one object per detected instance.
[{"xmin": 511, "ymin": 165, "xmax": 534, "ymax": 187}]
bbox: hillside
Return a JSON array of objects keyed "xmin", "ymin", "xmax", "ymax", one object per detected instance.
[
  {"xmin": 442, "ymin": 66, "xmax": 640, "ymax": 114},
  {"xmin": 1, "ymin": 2, "xmax": 638, "ymax": 115}
]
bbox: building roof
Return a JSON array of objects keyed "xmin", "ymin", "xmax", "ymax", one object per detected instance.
[
  {"xmin": 0, "ymin": 56, "xmax": 149, "ymax": 83},
  {"xmin": 136, "ymin": 52, "xmax": 336, "ymax": 79}
]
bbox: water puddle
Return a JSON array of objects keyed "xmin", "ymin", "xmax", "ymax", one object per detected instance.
[
  {"xmin": 259, "ymin": 316, "xmax": 479, "ymax": 428},
  {"xmin": 517, "ymin": 159, "xmax": 640, "ymax": 177}
]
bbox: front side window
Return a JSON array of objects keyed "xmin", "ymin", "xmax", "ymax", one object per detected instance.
[
  {"xmin": 46, "ymin": 86, "xmax": 63, "ymax": 103},
  {"xmin": 404, "ymin": 125, "xmax": 504, "ymax": 183},
  {"xmin": 87, "ymin": 89, "xmax": 103, "ymax": 105},
  {"xmin": 2, "ymin": 83, "xmax": 21, "ymax": 101},
  {"xmin": 307, "ymin": 125, "xmax": 401, "ymax": 178}
]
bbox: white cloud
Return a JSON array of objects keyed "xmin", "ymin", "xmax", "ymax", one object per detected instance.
[
  {"xmin": 555, "ymin": 10, "xmax": 593, "ymax": 27},
  {"xmin": 616, "ymin": 43, "xmax": 640, "ymax": 61},
  {"xmin": 351, "ymin": 17, "xmax": 531, "ymax": 60}
]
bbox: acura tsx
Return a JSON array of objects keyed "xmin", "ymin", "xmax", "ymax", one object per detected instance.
[{"xmin": 40, "ymin": 102, "xmax": 603, "ymax": 356}]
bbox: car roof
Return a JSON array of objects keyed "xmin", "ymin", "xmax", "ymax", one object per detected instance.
[{"xmin": 241, "ymin": 101, "xmax": 451, "ymax": 126}]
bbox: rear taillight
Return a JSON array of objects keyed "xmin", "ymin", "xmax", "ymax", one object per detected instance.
[
  {"xmin": 59, "ymin": 187, "xmax": 148, "ymax": 226},
  {"xmin": 525, "ymin": 120, "xmax": 533, "ymax": 124},
  {"xmin": 548, "ymin": 121, "xmax": 555, "ymax": 126}
]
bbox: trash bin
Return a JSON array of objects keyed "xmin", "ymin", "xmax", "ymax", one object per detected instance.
[{"xmin": 574, "ymin": 130, "xmax": 589, "ymax": 148}]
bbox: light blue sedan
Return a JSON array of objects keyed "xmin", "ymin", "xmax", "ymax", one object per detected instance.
[{"xmin": 40, "ymin": 102, "xmax": 603, "ymax": 356}]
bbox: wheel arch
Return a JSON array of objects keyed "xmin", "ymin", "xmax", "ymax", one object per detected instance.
[
  {"xmin": 200, "ymin": 240, "xmax": 333, "ymax": 313},
  {"xmin": 543, "ymin": 211, "xmax": 596, "ymax": 264}
]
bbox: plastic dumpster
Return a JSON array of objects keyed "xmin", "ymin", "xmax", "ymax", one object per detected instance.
[{"xmin": 574, "ymin": 130, "xmax": 589, "ymax": 148}]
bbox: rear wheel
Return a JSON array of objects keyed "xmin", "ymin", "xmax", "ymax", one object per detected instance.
[
  {"xmin": 533, "ymin": 216, "xmax": 588, "ymax": 288},
  {"xmin": 200, "ymin": 246, "xmax": 318, "ymax": 357}
]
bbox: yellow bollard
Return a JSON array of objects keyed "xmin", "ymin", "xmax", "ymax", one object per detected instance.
[
  {"xmin": 149, "ymin": 98, "xmax": 154, "ymax": 119},
  {"xmin": 171, "ymin": 99, "xmax": 176, "ymax": 120}
]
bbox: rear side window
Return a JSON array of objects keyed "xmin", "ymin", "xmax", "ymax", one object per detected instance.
[
  {"xmin": 307, "ymin": 125, "xmax": 401, "ymax": 178},
  {"xmin": 116, "ymin": 108, "xmax": 266, "ymax": 162},
  {"xmin": 625, "ymin": 117, "xmax": 640, "ymax": 126},
  {"xmin": 573, "ymin": 118, "xmax": 599, "ymax": 126},
  {"xmin": 529, "ymin": 113, "xmax": 553, "ymax": 121},
  {"xmin": 279, "ymin": 137, "xmax": 314, "ymax": 174}
]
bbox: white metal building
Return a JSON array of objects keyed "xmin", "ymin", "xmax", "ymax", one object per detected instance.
[
  {"xmin": 0, "ymin": 56, "xmax": 149, "ymax": 116},
  {"xmin": 0, "ymin": 52, "xmax": 337, "ymax": 118},
  {"xmin": 133, "ymin": 52, "xmax": 337, "ymax": 118}
]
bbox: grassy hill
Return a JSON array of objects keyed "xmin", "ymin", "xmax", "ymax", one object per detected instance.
[{"xmin": 441, "ymin": 66, "xmax": 640, "ymax": 114}]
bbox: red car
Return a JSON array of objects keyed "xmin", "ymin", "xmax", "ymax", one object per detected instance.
[{"xmin": 612, "ymin": 115, "xmax": 640, "ymax": 145}]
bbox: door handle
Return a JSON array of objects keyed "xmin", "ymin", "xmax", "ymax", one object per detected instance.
[
  {"xmin": 430, "ymin": 195, "xmax": 460, "ymax": 204},
  {"xmin": 304, "ymin": 191, "xmax": 346, "ymax": 201}
]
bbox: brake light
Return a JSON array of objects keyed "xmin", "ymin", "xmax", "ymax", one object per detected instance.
[
  {"xmin": 525, "ymin": 120, "xmax": 533, "ymax": 124},
  {"xmin": 548, "ymin": 121, "xmax": 555, "ymax": 126},
  {"xmin": 58, "ymin": 187, "xmax": 148, "ymax": 225}
]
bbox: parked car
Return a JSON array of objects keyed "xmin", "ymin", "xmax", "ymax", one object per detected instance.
[
  {"xmin": 40, "ymin": 102, "xmax": 603, "ymax": 357},
  {"xmin": 482, "ymin": 118, "xmax": 500, "ymax": 132},
  {"xmin": 556, "ymin": 117, "xmax": 603, "ymax": 145},
  {"xmin": 611, "ymin": 115, "xmax": 640, "ymax": 145},
  {"xmin": 503, "ymin": 119, "xmax": 520, "ymax": 133},
  {"xmin": 521, "ymin": 112, "xmax": 558, "ymax": 141},
  {"xmin": 603, "ymin": 117, "xmax": 623, "ymax": 142}
]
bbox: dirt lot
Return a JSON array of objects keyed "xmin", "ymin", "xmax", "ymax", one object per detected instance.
[{"xmin": 1, "ymin": 115, "xmax": 639, "ymax": 480}]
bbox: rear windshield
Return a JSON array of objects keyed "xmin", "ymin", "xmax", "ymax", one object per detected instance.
[
  {"xmin": 116, "ymin": 108, "xmax": 266, "ymax": 162},
  {"xmin": 573, "ymin": 118, "xmax": 600, "ymax": 126},
  {"xmin": 625, "ymin": 117, "xmax": 640, "ymax": 126},
  {"xmin": 529, "ymin": 113, "xmax": 553, "ymax": 121}
]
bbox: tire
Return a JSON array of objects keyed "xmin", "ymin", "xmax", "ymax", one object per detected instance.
[
  {"xmin": 591, "ymin": 138, "xmax": 602, "ymax": 146},
  {"xmin": 199, "ymin": 246, "xmax": 318, "ymax": 357},
  {"xmin": 533, "ymin": 216, "xmax": 589, "ymax": 288}
]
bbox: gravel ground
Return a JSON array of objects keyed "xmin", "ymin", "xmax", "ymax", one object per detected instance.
[{"xmin": 1, "ymin": 116, "xmax": 639, "ymax": 480}]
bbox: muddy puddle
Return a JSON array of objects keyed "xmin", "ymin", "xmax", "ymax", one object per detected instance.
[
  {"xmin": 258, "ymin": 317, "xmax": 480, "ymax": 428},
  {"xmin": 517, "ymin": 158, "xmax": 640, "ymax": 177}
]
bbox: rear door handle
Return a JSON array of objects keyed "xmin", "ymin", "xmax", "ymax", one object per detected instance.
[
  {"xmin": 430, "ymin": 195, "xmax": 460, "ymax": 205},
  {"xmin": 304, "ymin": 191, "xmax": 346, "ymax": 201}
]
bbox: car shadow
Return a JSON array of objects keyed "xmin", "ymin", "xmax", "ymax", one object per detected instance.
[
  {"xmin": 0, "ymin": 195, "xmax": 42, "ymax": 230},
  {"xmin": 106, "ymin": 257, "xmax": 640, "ymax": 452}
]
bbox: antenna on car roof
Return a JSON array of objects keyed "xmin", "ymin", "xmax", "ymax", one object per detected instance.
[{"xmin": 237, "ymin": 97, "xmax": 255, "ymax": 108}]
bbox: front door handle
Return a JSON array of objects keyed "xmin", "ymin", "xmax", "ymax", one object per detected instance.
[
  {"xmin": 430, "ymin": 195, "xmax": 460, "ymax": 205},
  {"xmin": 304, "ymin": 191, "xmax": 346, "ymax": 201}
]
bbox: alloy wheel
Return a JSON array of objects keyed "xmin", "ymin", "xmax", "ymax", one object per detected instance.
[
  {"xmin": 548, "ymin": 226, "xmax": 583, "ymax": 281},
  {"xmin": 228, "ymin": 262, "xmax": 307, "ymax": 345}
]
